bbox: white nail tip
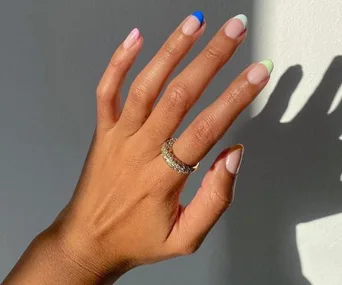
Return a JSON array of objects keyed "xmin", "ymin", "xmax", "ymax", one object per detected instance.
[{"xmin": 233, "ymin": 14, "xmax": 248, "ymax": 29}]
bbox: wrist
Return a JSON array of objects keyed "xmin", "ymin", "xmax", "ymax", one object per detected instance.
[
  {"xmin": 40, "ymin": 224, "xmax": 128, "ymax": 284},
  {"xmin": 40, "ymin": 228, "xmax": 105, "ymax": 282},
  {"xmin": 2, "ymin": 228, "xmax": 105, "ymax": 285},
  {"xmin": 44, "ymin": 209, "xmax": 138, "ymax": 282}
]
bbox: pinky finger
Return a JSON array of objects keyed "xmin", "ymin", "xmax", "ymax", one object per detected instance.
[
  {"xmin": 96, "ymin": 28, "xmax": 143, "ymax": 130},
  {"xmin": 166, "ymin": 145, "xmax": 244, "ymax": 255}
]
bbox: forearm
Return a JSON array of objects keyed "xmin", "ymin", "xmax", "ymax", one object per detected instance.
[{"xmin": 1, "ymin": 229, "xmax": 119, "ymax": 285}]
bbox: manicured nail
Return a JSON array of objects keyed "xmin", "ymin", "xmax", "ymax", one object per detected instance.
[
  {"xmin": 224, "ymin": 14, "xmax": 248, "ymax": 39},
  {"xmin": 182, "ymin": 11, "xmax": 205, "ymax": 36},
  {"xmin": 123, "ymin": 28, "xmax": 140, "ymax": 50},
  {"xmin": 247, "ymin": 60, "xmax": 274, "ymax": 85},
  {"xmin": 225, "ymin": 145, "xmax": 244, "ymax": 175}
]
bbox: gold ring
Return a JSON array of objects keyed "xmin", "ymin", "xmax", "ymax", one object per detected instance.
[{"xmin": 161, "ymin": 138, "xmax": 200, "ymax": 174}]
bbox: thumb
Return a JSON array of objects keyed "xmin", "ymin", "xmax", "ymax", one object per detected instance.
[{"xmin": 167, "ymin": 145, "xmax": 244, "ymax": 255}]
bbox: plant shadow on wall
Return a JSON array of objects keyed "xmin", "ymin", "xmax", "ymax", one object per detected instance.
[{"xmin": 227, "ymin": 56, "xmax": 342, "ymax": 285}]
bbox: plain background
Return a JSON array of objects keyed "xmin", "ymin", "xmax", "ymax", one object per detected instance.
[{"xmin": 1, "ymin": 1, "xmax": 342, "ymax": 284}]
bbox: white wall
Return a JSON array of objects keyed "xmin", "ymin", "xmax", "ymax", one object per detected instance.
[
  {"xmin": 253, "ymin": 0, "xmax": 342, "ymax": 121},
  {"xmin": 253, "ymin": 1, "xmax": 342, "ymax": 284}
]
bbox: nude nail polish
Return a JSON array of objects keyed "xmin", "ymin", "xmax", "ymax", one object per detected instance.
[
  {"xmin": 182, "ymin": 11, "xmax": 205, "ymax": 36},
  {"xmin": 224, "ymin": 14, "xmax": 248, "ymax": 39},
  {"xmin": 123, "ymin": 28, "xmax": 140, "ymax": 50},
  {"xmin": 225, "ymin": 145, "xmax": 244, "ymax": 175},
  {"xmin": 247, "ymin": 60, "xmax": 274, "ymax": 85}
]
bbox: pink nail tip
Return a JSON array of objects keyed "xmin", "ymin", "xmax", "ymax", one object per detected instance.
[
  {"xmin": 131, "ymin": 28, "xmax": 140, "ymax": 39},
  {"xmin": 225, "ymin": 145, "xmax": 244, "ymax": 175},
  {"xmin": 123, "ymin": 28, "xmax": 141, "ymax": 49}
]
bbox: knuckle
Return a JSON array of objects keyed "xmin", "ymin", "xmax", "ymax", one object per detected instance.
[
  {"xmin": 225, "ymin": 90, "xmax": 239, "ymax": 105},
  {"xmin": 203, "ymin": 44, "xmax": 224, "ymax": 64},
  {"xmin": 96, "ymin": 85, "xmax": 111, "ymax": 103},
  {"xmin": 209, "ymin": 188, "xmax": 231, "ymax": 212},
  {"xmin": 224, "ymin": 85, "xmax": 245, "ymax": 105},
  {"xmin": 163, "ymin": 40, "xmax": 181, "ymax": 59},
  {"xmin": 129, "ymin": 84, "xmax": 148, "ymax": 105},
  {"xmin": 191, "ymin": 117, "xmax": 216, "ymax": 146},
  {"xmin": 108, "ymin": 57, "xmax": 123, "ymax": 71},
  {"xmin": 165, "ymin": 83, "xmax": 190, "ymax": 110},
  {"xmin": 96, "ymin": 84, "xmax": 106, "ymax": 99}
]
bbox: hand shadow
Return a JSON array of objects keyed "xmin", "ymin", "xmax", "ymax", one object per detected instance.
[{"xmin": 227, "ymin": 56, "xmax": 342, "ymax": 285}]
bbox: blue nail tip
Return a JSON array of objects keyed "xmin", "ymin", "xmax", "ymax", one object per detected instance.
[{"xmin": 192, "ymin": 11, "xmax": 205, "ymax": 25}]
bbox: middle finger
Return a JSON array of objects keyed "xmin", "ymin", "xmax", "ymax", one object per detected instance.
[{"xmin": 141, "ymin": 14, "xmax": 248, "ymax": 141}]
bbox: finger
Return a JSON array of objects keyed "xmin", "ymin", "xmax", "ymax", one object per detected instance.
[
  {"xmin": 261, "ymin": 65, "xmax": 302, "ymax": 121},
  {"xmin": 305, "ymin": 56, "xmax": 342, "ymax": 118},
  {"xmin": 96, "ymin": 28, "xmax": 143, "ymax": 130},
  {"xmin": 173, "ymin": 60, "xmax": 273, "ymax": 166},
  {"xmin": 142, "ymin": 15, "xmax": 248, "ymax": 141},
  {"xmin": 166, "ymin": 146, "xmax": 244, "ymax": 255},
  {"xmin": 118, "ymin": 11, "xmax": 206, "ymax": 135}
]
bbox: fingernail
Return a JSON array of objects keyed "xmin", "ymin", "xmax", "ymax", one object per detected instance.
[
  {"xmin": 182, "ymin": 11, "xmax": 205, "ymax": 36},
  {"xmin": 225, "ymin": 145, "xmax": 244, "ymax": 175},
  {"xmin": 247, "ymin": 60, "xmax": 274, "ymax": 85},
  {"xmin": 123, "ymin": 28, "xmax": 140, "ymax": 50},
  {"xmin": 224, "ymin": 14, "xmax": 248, "ymax": 39}
]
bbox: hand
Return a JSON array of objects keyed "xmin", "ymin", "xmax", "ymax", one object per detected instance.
[
  {"xmin": 3, "ymin": 11, "xmax": 273, "ymax": 285},
  {"xmin": 50, "ymin": 11, "xmax": 272, "ymax": 278}
]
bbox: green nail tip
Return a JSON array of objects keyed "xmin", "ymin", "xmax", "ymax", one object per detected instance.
[{"xmin": 260, "ymin": 59, "xmax": 274, "ymax": 74}]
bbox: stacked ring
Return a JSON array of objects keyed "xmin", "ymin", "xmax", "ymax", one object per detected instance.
[{"xmin": 161, "ymin": 138, "xmax": 200, "ymax": 175}]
